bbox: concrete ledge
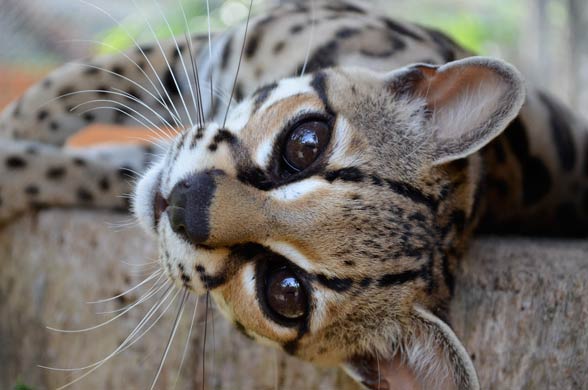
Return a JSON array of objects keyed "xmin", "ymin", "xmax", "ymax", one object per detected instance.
[{"xmin": 1, "ymin": 210, "xmax": 587, "ymax": 389}]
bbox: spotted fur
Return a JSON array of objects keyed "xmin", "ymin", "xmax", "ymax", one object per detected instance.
[{"xmin": 1, "ymin": 1, "xmax": 587, "ymax": 389}]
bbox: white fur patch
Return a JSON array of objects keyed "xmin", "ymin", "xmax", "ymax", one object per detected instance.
[
  {"xmin": 268, "ymin": 178, "xmax": 327, "ymax": 201},
  {"xmin": 258, "ymin": 76, "xmax": 314, "ymax": 113},
  {"xmin": 262, "ymin": 240, "xmax": 317, "ymax": 272}
]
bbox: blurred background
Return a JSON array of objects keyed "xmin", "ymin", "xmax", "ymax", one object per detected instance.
[{"xmin": 0, "ymin": 0, "xmax": 587, "ymax": 119}]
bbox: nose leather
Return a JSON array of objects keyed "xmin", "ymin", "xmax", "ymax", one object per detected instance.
[{"xmin": 167, "ymin": 171, "xmax": 218, "ymax": 245}]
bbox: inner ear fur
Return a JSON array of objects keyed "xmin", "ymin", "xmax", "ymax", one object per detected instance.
[
  {"xmin": 389, "ymin": 56, "xmax": 526, "ymax": 165},
  {"xmin": 342, "ymin": 306, "xmax": 479, "ymax": 390}
]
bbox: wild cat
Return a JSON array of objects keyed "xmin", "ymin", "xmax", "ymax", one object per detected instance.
[{"xmin": 1, "ymin": 0, "xmax": 587, "ymax": 389}]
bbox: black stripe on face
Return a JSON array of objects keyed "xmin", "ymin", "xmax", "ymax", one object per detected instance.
[
  {"xmin": 252, "ymin": 81, "xmax": 278, "ymax": 112},
  {"xmin": 315, "ymin": 274, "xmax": 353, "ymax": 292},
  {"xmin": 310, "ymin": 71, "xmax": 334, "ymax": 114},
  {"xmin": 163, "ymin": 69, "xmax": 181, "ymax": 97},
  {"xmin": 377, "ymin": 268, "xmax": 422, "ymax": 287},
  {"xmin": 538, "ymin": 92, "xmax": 577, "ymax": 172}
]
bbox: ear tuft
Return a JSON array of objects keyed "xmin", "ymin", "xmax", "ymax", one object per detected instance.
[{"xmin": 390, "ymin": 57, "xmax": 526, "ymax": 165}]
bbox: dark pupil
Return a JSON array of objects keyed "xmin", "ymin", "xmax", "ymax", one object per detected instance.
[
  {"xmin": 266, "ymin": 268, "xmax": 306, "ymax": 319},
  {"xmin": 284, "ymin": 121, "xmax": 329, "ymax": 172}
]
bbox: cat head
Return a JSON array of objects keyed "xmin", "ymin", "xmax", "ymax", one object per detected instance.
[{"xmin": 133, "ymin": 57, "xmax": 524, "ymax": 389}]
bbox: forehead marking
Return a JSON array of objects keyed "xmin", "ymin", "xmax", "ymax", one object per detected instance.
[{"xmin": 258, "ymin": 76, "xmax": 314, "ymax": 113}]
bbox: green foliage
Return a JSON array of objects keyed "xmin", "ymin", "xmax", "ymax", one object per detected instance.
[{"xmin": 13, "ymin": 381, "xmax": 34, "ymax": 390}]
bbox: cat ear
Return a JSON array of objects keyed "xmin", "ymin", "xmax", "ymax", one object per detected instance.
[
  {"xmin": 342, "ymin": 306, "xmax": 479, "ymax": 390},
  {"xmin": 388, "ymin": 56, "xmax": 526, "ymax": 165}
]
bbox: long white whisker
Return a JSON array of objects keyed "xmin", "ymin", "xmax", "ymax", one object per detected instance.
[
  {"xmin": 87, "ymin": 269, "xmax": 161, "ymax": 304},
  {"xmin": 40, "ymin": 284, "xmax": 174, "ymax": 372},
  {"xmin": 71, "ymin": 99, "xmax": 173, "ymax": 141},
  {"xmin": 95, "ymin": 274, "xmax": 166, "ymax": 315},
  {"xmin": 79, "ymin": 0, "xmax": 183, "ymax": 128},
  {"xmin": 130, "ymin": 0, "xmax": 189, "ymax": 129},
  {"xmin": 151, "ymin": 0, "xmax": 196, "ymax": 128},
  {"xmin": 178, "ymin": 2, "xmax": 205, "ymax": 127},
  {"xmin": 48, "ymin": 279, "xmax": 169, "ymax": 333},
  {"xmin": 149, "ymin": 289, "xmax": 188, "ymax": 390},
  {"xmin": 299, "ymin": 0, "xmax": 317, "ymax": 77},
  {"xmin": 223, "ymin": 0, "xmax": 254, "ymax": 128},
  {"xmin": 206, "ymin": 0, "xmax": 213, "ymax": 114},
  {"xmin": 43, "ymin": 286, "xmax": 179, "ymax": 390},
  {"xmin": 172, "ymin": 294, "xmax": 200, "ymax": 390}
]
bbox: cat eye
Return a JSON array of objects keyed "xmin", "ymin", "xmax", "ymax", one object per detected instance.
[
  {"xmin": 266, "ymin": 266, "xmax": 307, "ymax": 320},
  {"xmin": 282, "ymin": 120, "xmax": 331, "ymax": 173}
]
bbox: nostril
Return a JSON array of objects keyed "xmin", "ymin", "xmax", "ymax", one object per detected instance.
[{"xmin": 153, "ymin": 192, "xmax": 168, "ymax": 225}]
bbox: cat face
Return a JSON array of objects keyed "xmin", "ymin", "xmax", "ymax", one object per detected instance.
[{"xmin": 134, "ymin": 57, "xmax": 524, "ymax": 389}]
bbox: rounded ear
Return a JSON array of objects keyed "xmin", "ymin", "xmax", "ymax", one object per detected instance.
[
  {"xmin": 342, "ymin": 306, "xmax": 479, "ymax": 390},
  {"xmin": 388, "ymin": 57, "xmax": 526, "ymax": 165}
]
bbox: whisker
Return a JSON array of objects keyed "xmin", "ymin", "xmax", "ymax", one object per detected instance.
[
  {"xmin": 95, "ymin": 274, "xmax": 166, "ymax": 315},
  {"xmin": 149, "ymin": 289, "xmax": 188, "ymax": 390},
  {"xmin": 43, "ymin": 285, "xmax": 179, "ymax": 390},
  {"xmin": 172, "ymin": 294, "xmax": 200, "ymax": 390},
  {"xmin": 87, "ymin": 270, "xmax": 161, "ymax": 304},
  {"xmin": 130, "ymin": 0, "xmax": 189, "ymax": 129},
  {"xmin": 299, "ymin": 0, "xmax": 317, "ymax": 77},
  {"xmin": 222, "ymin": 0, "xmax": 254, "ymax": 128},
  {"xmin": 201, "ymin": 291, "xmax": 210, "ymax": 390},
  {"xmin": 79, "ymin": 0, "xmax": 184, "ymax": 128},
  {"xmin": 206, "ymin": 0, "xmax": 214, "ymax": 117},
  {"xmin": 178, "ymin": 1, "xmax": 206, "ymax": 128},
  {"xmin": 151, "ymin": 0, "xmax": 197, "ymax": 128},
  {"xmin": 48, "ymin": 279, "xmax": 168, "ymax": 333}
]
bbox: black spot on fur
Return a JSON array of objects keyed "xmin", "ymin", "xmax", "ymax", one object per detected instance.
[
  {"xmin": 336, "ymin": 27, "xmax": 360, "ymax": 39},
  {"xmin": 42, "ymin": 78, "xmax": 52, "ymax": 88},
  {"xmin": 49, "ymin": 121, "xmax": 60, "ymax": 131},
  {"xmin": 221, "ymin": 36, "xmax": 233, "ymax": 70},
  {"xmin": 343, "ymin": 260, "xmax": 355, "ymax": 266},
  {"xmin": 324, "ymin": 3, "xmax": 365, "ymax": 13},
  {"xmin": 538, "ymin": 92, "xmax": 576, "ymax": 171},
  {"xmin": 299, "ymin": 42, "xmax": 338, "ymax": 75},
  {"xmin": 273, "ymin": 41, "xmax": 285, "ymax": 54},
  {"xmin": 6, "ymin": 156, "xmax": 27, "ymax": 169},
  {"xmin": 82, "ymin": 113, "xmax": 95, "ymax": 123},
  {"xmin": 290, "ymin": 24, "xmax": 304, "ymax": 34},
  {"xmin": 25, "ymin": 185, "xmax": 39, "ymax": 196},
  {"xmin": 505, "ymin": 118, "xmax": 552, "ymax": 205},
  {"xmin": 235, "ymin": 83, "xmax": 245, "ymax": 102},
  {"xmin": 73, "ymin": 157, "xmax": 86, "ymax": 167},
  {"xmin": 46, "ymin": 167, "xmax": 66, "ymax": 180},
  {"xmin": 99, "ymin": 176, "xmax": 110, "ymax": 191},
  {"xmin": 245, "ymin": 32, "xmax": 261, "ymax": 59},
  {"xmin": 111, "ymin": 65, "xmax": 124, "ymax": 76},
  {"xmin": 37, "ymin": 110, "xmax": 48, "ymax": 121},
  {"xmin": 77, "ymin": 188, "xmax": 94, "ymax": 203},
  {"xmin": 163, "ymin": 69, "xmax": 181, "ymax": 97},
  {"xmin": 83, "ymin": 67, "xmax": 100, "ymax": 75},
  {"xmin": 118, "ymin": 166, "xmax": 135, "ymax": 179},
  {"xmin": 381, "ymin": 17, "xmax": 424, "ymax": 41},
  {"xmin": 359, "ymin": 277, "xmax": 372, "ymax": 288},
  {"xmin": 58, "ymin": 87, "xmax": 75, "ymax": 100},
  {"xmin": 316, "ymin": 274, "xmax": 353, "ymax": 292},
  {"xmin": 424, "ymin": 28, "xmax": 456, "ymax": 62}
]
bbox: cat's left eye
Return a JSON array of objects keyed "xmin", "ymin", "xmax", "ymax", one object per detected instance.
[
  {"xmin": 265, "ymin": 266, "xmax": 307, "ymax": 320},
  {"xmin": 282, "ymin": 120, "xmax": 331, "ymax": 173}
]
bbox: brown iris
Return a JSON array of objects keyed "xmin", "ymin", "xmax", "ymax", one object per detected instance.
[
  {"xmin": 266, "ymin": 268, "xmax": 307, "ymax": 319},
  {"xmin": 282, "ymin": 120, "xmax": 330, "ymax": 172}
]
